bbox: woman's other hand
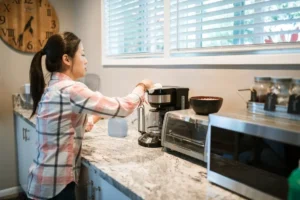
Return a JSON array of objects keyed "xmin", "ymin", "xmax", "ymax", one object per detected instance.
[
  {"xmin": 85, "ymin": 122, "xmax": 93, "ymax": 132},
  {"xmin": 85, "ymin": 116, "xmax": 103, "ymax": 132}
]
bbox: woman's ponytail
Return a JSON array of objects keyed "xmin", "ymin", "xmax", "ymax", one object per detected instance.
[
  {"xmin": 30, "ymin": 50, "xmax": 45, "ymax": 118},
  {"xmin": 29, "ymin": 32, "xmax": 81, "ymax": 118}
]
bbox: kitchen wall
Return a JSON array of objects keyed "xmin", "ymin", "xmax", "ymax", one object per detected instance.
[
  {"xmin": 0, "ymin": 0, "xmax": 75, "ymax": 190},
  {"xmin": 74, "ymin": 1, "xmax": 300, "ymax": 112}
]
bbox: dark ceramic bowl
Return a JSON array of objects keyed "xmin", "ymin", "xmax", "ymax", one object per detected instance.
[{"xmin": 190, "ymin": 96, "xmax": 223, "ymax": 115}]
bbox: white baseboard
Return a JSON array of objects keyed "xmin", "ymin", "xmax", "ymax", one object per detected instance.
[{"xmin": 0, "ymin": 186, "xmax": 22, "ymax": 198}]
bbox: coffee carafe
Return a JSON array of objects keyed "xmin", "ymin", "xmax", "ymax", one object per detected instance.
[{"xmin": 138, "ymin": 86, "xmax": 189, "ymax": 147}]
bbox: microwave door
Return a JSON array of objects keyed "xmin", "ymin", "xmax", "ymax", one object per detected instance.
[{"xmin": 208, "ymin": 126, "xmax": 300, "ymax": 200}]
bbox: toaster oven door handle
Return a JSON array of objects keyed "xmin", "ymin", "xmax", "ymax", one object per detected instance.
[{"xmin": 169, "ymin": 132, "xmax": 205, "ymax": 147}]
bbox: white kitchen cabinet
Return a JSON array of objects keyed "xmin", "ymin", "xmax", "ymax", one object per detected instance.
[
  {"xmin": 79, "ymin": 164, "xmax": 130, "ymax": 200},
  {"xmin": 14, "ymin": 113, "xmax": 37, "ymax": 192},
  {"xmin": 91, "ymin": 169, "xmax": 130, "ymax": 200},
  {"xmin": 98, "ymin": 176, "xmax": 130, "ymax": 200}
]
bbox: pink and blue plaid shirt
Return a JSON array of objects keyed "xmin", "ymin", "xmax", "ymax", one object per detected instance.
[{"xmin": 27, "ymin": 72, "xmax": 144, "ymax": 200}]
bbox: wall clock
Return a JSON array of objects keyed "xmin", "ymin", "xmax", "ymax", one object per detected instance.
[{"xmin": 0, "ymin": 0, "xmax": 59, "ymax": 53}]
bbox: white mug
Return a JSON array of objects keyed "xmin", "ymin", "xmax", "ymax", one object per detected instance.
[{"xmin": 108, "ymin": 118, "xmax": 128, "ymax": 138}]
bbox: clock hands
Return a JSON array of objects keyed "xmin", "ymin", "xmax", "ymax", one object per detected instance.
[
  {"xmin": 23, "ymin": 16, "xmax": 34, "ymax": 35},
  {"xmin": 17, "ymin": 16, "xmax": 34, "ymax": 46}
]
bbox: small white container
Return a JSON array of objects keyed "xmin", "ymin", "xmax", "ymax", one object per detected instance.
[
  {"xmin": 108, "ymin": 118, "xmax": 128, "ymax": 138},
  {"xmin": 24, "ymin": 83, "xmax": 30, "ymax": 94}
]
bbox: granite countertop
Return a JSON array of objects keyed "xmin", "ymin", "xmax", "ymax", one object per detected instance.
[{"xmin": 14, "ymin": 107, "xmax": 245, "ymax": 200}]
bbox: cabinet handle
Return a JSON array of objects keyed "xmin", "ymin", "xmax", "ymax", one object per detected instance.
[
  {"xmin": 90, "ymin": 194, "xmax": 95, "ymax": 200},
  {"xmin": 95, "ymin": 186, "xmax": 101, "ymax": 192},
  {"xmin": 91, "ymin": 186, "xmax": 101, "ymax": 200},
  {"xmin": 24, "ymin": 128, "xmax": 30, "ymax": 141},
  {"xmin": 84, "ymin": 180, "xmax": 93, "ymax": 187},
  {"xmin": 88, "ymin": 180, "xmax": 94, "ymax": 200},
  {"xmin": 22, "ymin": 128, "xmax": 25, "ymax": 140}
]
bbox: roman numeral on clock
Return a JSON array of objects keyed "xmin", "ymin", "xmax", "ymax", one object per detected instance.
[
  {"xmin": 12, "ymin": 37, "xmax": 23, "ymax": 47},
  {"xmin": 3, "ymin": 4, "xmax": 10, "ymax": 12},
  {"xmin": 38, "ymin": 39, "xmax": 45, "ymax": 47},
  {"xmin": 7, "ymin": 28, "xmax": 14, "ymax": 37},
  {"xmin": 12, "ymin": 0, "xmax": 21, "ymax": 4},
  {"xmin": 47, "ymin": 9, "xmax": 52, "ymax": 16},
  {"xmin": 24, "ymin": 0, "xmax": 33, "ymax": 4},
  {"xmin": 1, "ymin": 28, "xmax": 14, "ymax": 37},
  {"xmin": 46, "ymin": 31, "xmax": 53, "ymax": 39}
]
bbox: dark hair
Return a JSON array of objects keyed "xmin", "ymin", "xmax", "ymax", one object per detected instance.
[{"xmin": 30, "ymin": 32, "xmax": 81, "ymax": 118}]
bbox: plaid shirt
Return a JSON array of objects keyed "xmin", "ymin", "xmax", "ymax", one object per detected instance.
[{"xmin": 27, "ymin": 72, "xmax": 144, "ymax": 200}]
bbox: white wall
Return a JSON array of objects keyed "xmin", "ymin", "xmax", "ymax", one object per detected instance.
[
  {"xmin": 74, "ymin": 0, "xmax": 300, "ymax": 113},
  {"xmin": 0, "ymin": 0, "xmax": 75, "ymax": 190},
  {"xmin": 74, "ymin": 0, "xmax": 103, "ymax": 84}
]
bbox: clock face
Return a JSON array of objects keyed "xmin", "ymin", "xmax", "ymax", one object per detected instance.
[{"xmin": 0, "ymin": 0, "xmax": 59, "ymax": 53}]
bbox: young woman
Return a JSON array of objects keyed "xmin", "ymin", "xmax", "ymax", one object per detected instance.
[{"xmin": 27, "ymin": 32, "xmax": 153, "ymax": 200}]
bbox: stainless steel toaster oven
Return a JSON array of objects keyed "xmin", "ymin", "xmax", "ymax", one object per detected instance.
[{"xmin": 161, "ymin": 109, "xmax": 209, "ymax": 162}]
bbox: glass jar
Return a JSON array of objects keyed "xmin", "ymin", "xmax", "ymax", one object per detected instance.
[
  {"xmin": 288, "ymin": 78, "xmax": 300, "ymax": 114},
  {"xmin": 252, "ymin": 77, "xmax": 271, "ymax": 103},
  {"xmin": 270, "ymin": 77, "xmax": 292, "ymax": 106},
  {"xmin": 291, "ymin": 79, "xmax": 300, "ymax": 96}
]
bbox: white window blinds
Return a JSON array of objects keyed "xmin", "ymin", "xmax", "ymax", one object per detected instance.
[
  {"xmin": 170, "ymin": 0, "xmax": 300, "ymax": 52},
  {"xmin": 105, "ymin": 0, "xmax": 164, "ymax": 56}
]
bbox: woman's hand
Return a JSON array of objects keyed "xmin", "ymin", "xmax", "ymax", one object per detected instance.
[
  {"xmin": 138, "ymin": 79, "xmax": 154, "ymax": 91},
  {"xmin": 85, "ymin": 116, "xmax": 103, "ymax": 132}
]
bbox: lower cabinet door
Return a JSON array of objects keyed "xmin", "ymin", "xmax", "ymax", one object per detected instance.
[
  {"xmin": 15, "ymin": 114, "xmax": 37, "ymax": 192},
  {"xmin": 98, "ymin": 177, "xmax": 130, "ymax": 200},
  {"xmin": 90, "ymin": 168, "xmax": 130, "ymax": 200},
  {"xmin": 15, "ymin": 114, "xmax": 28, "ymax": 192}
]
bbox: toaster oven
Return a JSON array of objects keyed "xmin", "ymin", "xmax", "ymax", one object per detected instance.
[{"xmin": 161, "ymin": 109, "xmax": 209, "ymax": 162}]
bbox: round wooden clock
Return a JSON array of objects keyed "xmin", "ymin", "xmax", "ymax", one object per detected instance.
[{"xmin": 0, "ymin": 0, "xmax": 59, "ymax": 53}]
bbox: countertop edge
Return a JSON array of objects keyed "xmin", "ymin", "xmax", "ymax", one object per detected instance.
[{"xmin": 14, "ymin": 110, "xmax": 35, "ymax": 128}]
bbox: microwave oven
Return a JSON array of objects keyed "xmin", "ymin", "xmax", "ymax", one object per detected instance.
[
  {"xmin": 207, "ymin": 111, "xmax": 300, "ymax": 200},
  {"xmin": 161, "ymin": 109, "xmax": 209, "ymax": 162}
]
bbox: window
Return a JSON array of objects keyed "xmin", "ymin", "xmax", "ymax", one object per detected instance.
[
  {"xmin": 102, "ymin": 0, "xmax": 300, "ymax": 65},
  {"xmin": 171, "ymin": 0, "xmax": 300, "ymax": 52},
  {"xmin": 104, "ymin": 0, "xmax": 164, "ymax": 57}
]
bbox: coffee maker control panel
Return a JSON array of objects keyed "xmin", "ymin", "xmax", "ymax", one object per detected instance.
[
  {"xmin": 161, "ymin": 109, "xmax": 209, "ymax": 162},
  {"xmin": 147, "ymin": 87, "xmax": 189, "ymax": 110}
]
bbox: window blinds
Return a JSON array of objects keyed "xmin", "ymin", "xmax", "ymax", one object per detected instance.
[
  {"xmin": 170, "ymin": 0, "xmax": 300, "ymax": 51},
  {"xmin": 105, "ymin": 0, "xmax": 164, "ymax": 56}
]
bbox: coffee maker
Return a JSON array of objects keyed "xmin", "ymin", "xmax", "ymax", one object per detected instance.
[{"xmin": 138, "ymin": 86, "xmax": 189, "ymax": 147}]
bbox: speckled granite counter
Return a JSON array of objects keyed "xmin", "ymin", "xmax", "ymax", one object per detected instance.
[{"xmin": 14, "ymin": 108, "xmax": 246, "ymax": 200}]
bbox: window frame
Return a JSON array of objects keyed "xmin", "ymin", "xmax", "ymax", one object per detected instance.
[{"xmin": 101, "ymin": 0, "xmax": 300, "ymax": 66}]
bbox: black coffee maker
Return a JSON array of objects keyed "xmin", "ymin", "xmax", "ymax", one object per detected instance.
[{"xmin": 138, "ymin": 87, "xmax": 189, "ymax": 147}]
